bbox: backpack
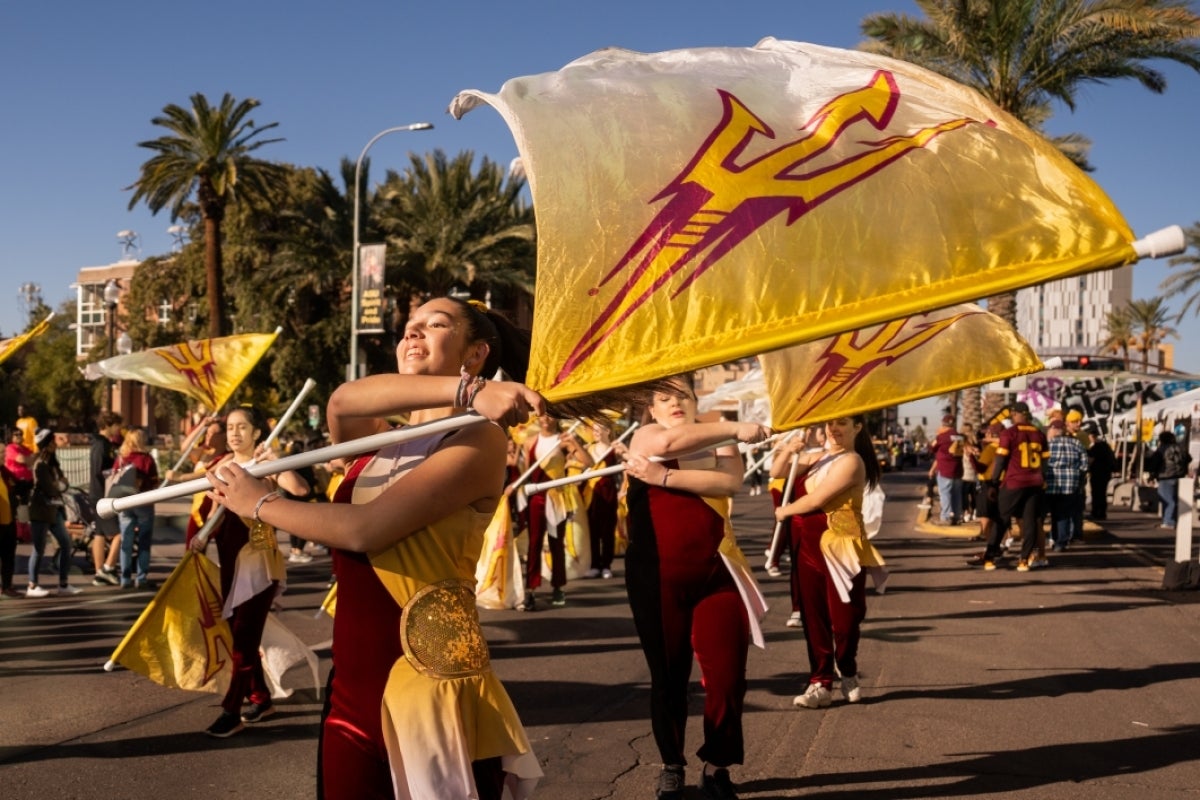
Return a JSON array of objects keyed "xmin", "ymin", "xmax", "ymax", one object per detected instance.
[
  {"xmin": 1162, "ymin": 444, "xmax": 1185, "ymax": 479},
  {"xmin": 104, "ymin": 461, "xmax": 140, "ymax": 498}
]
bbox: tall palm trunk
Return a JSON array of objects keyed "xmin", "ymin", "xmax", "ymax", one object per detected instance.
[{"xmin": 203, "ymin": 213, "xmax": 226, "ymax": 339}]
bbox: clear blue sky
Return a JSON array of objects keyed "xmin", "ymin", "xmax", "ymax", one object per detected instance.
[{"xmin": 2, "ymin": 0, "xmax": 1198, "ymax": 407}]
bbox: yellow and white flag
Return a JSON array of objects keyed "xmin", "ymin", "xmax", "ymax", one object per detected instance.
[
  {"xmin": 760, "ymin": 304, "xmax": 1042, "ymax": 430},
  {"xmin": 107, "ymin": 550, "xmax": 233, "ymax": 694},
  {"xmin": 475, "ymin": 494, "xmax": 523, "ymax": 610},
  {"xmin": 85, "ymin": 329, "xmax": 279, "ymax": 411},
  {"xmin": 0, "ymin": 313, "xmax": 54, "ymax": 366},
  {"xmin": 451, "ymin": 39, "xmax": 1136, "ymax": 401},
  {"xmin": 108, "ymin": 550, "xmax": 321, "ymax": 697}
]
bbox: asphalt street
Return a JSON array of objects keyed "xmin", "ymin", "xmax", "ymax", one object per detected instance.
[{"xmin": 1, "ymin": 469, "xmax": 1198, "ymax": 799}]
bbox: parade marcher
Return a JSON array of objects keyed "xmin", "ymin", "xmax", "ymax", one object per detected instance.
[
  {"xmin": 621, "ymin": 374, "xmax": 770, "ymax": 800},
  {"xmin": 583, "ymin": 421, "xmax": 623, "ymax": 579},
  {"xmin": 113, "ymin": 429, "xmax": 161, "ymax": 590},
  {"xmin": 189, "ymin": 406, "xmax": 308, "ymax": 737},
  {"xmin": 520, "ymin": 414, "xmax": 593, "ymax": 609},
  {"xmin": 969, "ymin": 402, "xmax": 1047, "ymax": 572},
  {"xmin": 775, "ymin": 415, "xmax": 882, "ymax": 711},
  {"xmin": 1085, "ymin": 424, "xmax": 1118, "ymax": 521},
  {"xmin": 26, "ymin": 429, "xmax": 81, "ymax": 597},
  {"xmin": 202, "ymin": 297, "xmax": 544, "ymax": 798}
]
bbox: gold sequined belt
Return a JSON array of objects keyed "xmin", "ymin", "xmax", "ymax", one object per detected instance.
[{"xmin": 400, "ymin": 579, "xmax": 490, "ymax": 679}]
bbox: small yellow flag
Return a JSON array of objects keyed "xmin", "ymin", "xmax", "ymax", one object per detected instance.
[
  {"xmin": 85, "ymin": 330, "xmax": 279, "ymax": 411},
  {"xmin": 0, "ymin": 313, "xmax": 54, "ymax": 366},
  {"xmin": 760, "ymin": 304, "xmax": 1043, "ymax": 429}
]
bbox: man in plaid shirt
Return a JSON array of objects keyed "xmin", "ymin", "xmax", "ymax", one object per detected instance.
[{"xmin": 1045, "ymin": 420, "xmax": 1087, "ymax": 553}]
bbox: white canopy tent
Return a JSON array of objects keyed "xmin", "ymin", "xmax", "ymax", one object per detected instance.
[{"xmin": 1112, "ymin": 386, "xmax": 1200, "ymax": 426}]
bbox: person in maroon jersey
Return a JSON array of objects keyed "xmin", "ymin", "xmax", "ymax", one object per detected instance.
[{"xmin": 968, "ymin": 402, "xmax": 1047, "ymax": 571}]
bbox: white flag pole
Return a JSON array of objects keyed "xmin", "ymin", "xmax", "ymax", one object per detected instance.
[
  {"xmin": 524, "ymin": 439, "xmax": 739, "ymax": 496},
  {"xmin": 94, "ymin": 384, "xmax": 472, "ymax": 519},
  {"xmin": 765, "ymin": 453, "xmax": 802, "ymax": 568},
  {"xmin": 504, "ymin": 421, "xmax": 583, "ymax": 494}
]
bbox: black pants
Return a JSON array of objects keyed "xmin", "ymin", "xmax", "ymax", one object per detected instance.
[
  {"xmin": 991, "ymin": 486, "xmax": 1045, "ymax": 561},
  {"xmin": 0, "ymin": 520, "xmax": 15, "ymax": 590},
  {"xmin": 1089, "ymin": 473, "xmax": 1111, "ymax": 519}
]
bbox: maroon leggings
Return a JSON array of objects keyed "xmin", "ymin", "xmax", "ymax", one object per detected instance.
[
  {"xmin": 223, "ymin": 583, "xmax": 276, "ymax": 713},
  {"xmin": 791, "ymin": 516, "xmax": 867, "ymax": 686},
  {"xmin": 525, "ymin": 492, "xmax": 566, "ymax": 591}
]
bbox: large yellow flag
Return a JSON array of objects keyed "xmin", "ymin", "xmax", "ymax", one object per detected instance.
[
  {"xmin": 760, "ymin": 304, "xmax": 1042, "ymax": 430},
  {"xmin": 84, "ymin": 329, "xmax": 279, "ymax": 411},
  {"xmin": 0, "ymin": 313, "xmax": 54, "ymax": 366},
  {"xmin": 451, "ymin": 39, "xmax": 1140, "ymax": 401}
]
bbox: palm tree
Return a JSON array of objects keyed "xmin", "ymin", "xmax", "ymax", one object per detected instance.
[
  {"xmin": 861, "ymin": 0, "xmax": 1200, "ymax": 422},
  {"xmin": 126, "ymin": 93, "xmax": 287, "ymax": 338},
  {"xmin": 1099, "ymin": 306, "xmax": 1135, "ymax": 370},
  {"xmin": 375, "ymin": 149, "xmax": 536, "ymax": 303},
  {"xmin": 1126, "ymin": 296, "xmax": 1178, "ymax": 372},
  {"xmin": 1160, "ymin": 222, "xmax": 1200, "ymax": 320}
]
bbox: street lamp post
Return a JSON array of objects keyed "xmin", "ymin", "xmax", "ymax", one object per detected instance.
[
  {"xmin": 102, "ymin": 279, "xmax": 120, "ymax": 412},
  {"xmin": 350, "ymin": 122, "xmax": 434, "ymax": 382}
]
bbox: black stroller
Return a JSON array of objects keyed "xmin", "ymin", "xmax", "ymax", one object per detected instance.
[{"xmin": 57, "ymin": 486, "xmax": 101, "ymax": 575}]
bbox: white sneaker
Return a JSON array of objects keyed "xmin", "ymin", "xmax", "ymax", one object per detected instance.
[
  {"xmin": 55, "ymin": 585, "xmax": 83, "ymax": 596},
  {"xmin": 766, "ymin": 563, "xmax": 782, "ymax": 578},
  {"xmin": 1003, "ymin": 536, "xmax": 1015, "ymax": 550},
  {"xmin": 785, "ymin": 611, "xmax": 802, "ymax": 628},
  {"xmin": 793, "ymin": 683, "xmax": 832, "ymax": 708},
  {"xmin": 288, "ymin": 551, "xmax": 313, "ymax": 564},
  {"xmin": 25, "ymin": 585, "xmax": 49, "ymax": 598},
  {"xmin": 308, "ymin": 544, "xmax": 329, "ymax": 556},
  {"xmin": 583, "ymin": 568, "xmax": 601, "ymax": 578},
  {"xmin": 1029, "ymin": 557, "xmax": 1049, "ymax": 569},
  {"xmin": 600, "ymin": 568, "xmax": 614, "ymax": 579},
  {"xmin": 841, "ymin": 674, "xmax": 862, "ymax": 703}
]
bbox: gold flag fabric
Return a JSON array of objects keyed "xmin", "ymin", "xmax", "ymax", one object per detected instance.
[
  {"xmin": 108, "ymin": 550, "xmax": 233, "ymax": 695},
  {"xmin": 109, "ymin": 550, "xmax": 321, "ymax": 697},
  {"xmin": 84, "ymin": 330, "xmax": 279, "ymax": 411},
  {"xmin": 0, "ymin": 313, "xmax": 54, "ymax": 366},
  {"xmin": 760, "ymin": 304, "xmax": 1042, "ymax": 430},
  {"xmin": 451, "ymin": 39, "xmax": 1136, "ymax": 401}
]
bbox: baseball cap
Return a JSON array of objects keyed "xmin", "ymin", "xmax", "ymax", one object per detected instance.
[
  {"xmin": 1011, "ymin": 402, "xmax": 1031, "ymax": 415},
  {"xmin": 35, "ymin": 428, "xmax": 55, "ymax": 449},
  {"xmin": 1066, "ymin": 409, "xmax": 1083, "ymax": 422}
]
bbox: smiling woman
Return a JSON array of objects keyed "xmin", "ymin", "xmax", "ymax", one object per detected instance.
[{"xmin": 202, "ymin": 295, "xmax": 546, "ymax": 800}]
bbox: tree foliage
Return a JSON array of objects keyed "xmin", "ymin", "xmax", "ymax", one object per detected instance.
[{"xmin": 126, "ymin": 92, "xmax": 288, "ymax": 339}]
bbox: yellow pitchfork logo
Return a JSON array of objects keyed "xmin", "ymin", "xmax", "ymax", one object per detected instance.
[
  {"xmin": 156, "ymin": 340, "xmax": 220, "ymax": 408},
  {"xmin": 556, "ymin": 70, "xmax": 979, "ymax": 386},
  {"xmin": 792, "ymin": 311, "xmax": 978, "ymax": 420}
]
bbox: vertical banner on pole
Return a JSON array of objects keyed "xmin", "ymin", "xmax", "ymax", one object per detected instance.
[{"xmin": 358, "ymin": 244, "xmax": 386, "ymax": 335}]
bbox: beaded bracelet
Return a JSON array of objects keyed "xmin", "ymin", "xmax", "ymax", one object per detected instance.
[
  {"xmin": 253, "ymin": 490, "xmax": 281, "ymax": 522},
  {"xmin": 465, "ymin": 377, "xmax": 487, "ymax": 408}
]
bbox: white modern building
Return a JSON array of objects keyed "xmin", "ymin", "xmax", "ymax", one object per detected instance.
[{"xmin": 1015, "ymin": 266, "xmax": 1133, "ymax": 357}]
